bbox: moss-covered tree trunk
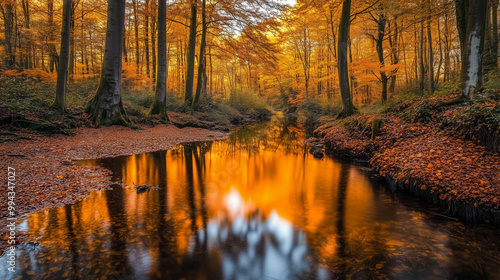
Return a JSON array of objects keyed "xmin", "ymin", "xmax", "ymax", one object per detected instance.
[
  {"xmin": 337, "ymin": 0, "xmax": 357, "ymax": 118},
  {"xmin": 85, "ymin": 0, "xmax": 129, "ymax": 127},
  {"xmin": 184, "ymin": 0, "xmax": 197, "ymax": 106},
  {"xmin": 149, "ymin": 0, "xmax": 169, "ymax": 121},
  {"xmin": 52, "ymin": 0, "xmax": 72, "ymax": 111}
]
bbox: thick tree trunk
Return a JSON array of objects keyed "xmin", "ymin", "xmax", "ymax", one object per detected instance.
[
  {"xmin": 1, "ymin": 2, "xmax": 15, "ymax": 67},
  {"xmin": 337, "ymin": 0, "xmax": 357, "ymax": 118},
  {"xmin": 460, "ymin": 0, "xmax": 488, "ymax": 98},
  {"xmin": 52, "ymin": 0, "xmax": 72, "ymax": 111},
  {"xmin": 194, "ymin": 0, "xmax": 207, "ymax": 105},
  {"xmin": 149, "ymin": 0, "xmax": 169, "ymax": 121},
  {"xmin": 184, "ymin": 0, "xmax": 197, "ymax": 105},
  {"xmin": 85, "ymin": 0, "xmax": 129, "ymax": 127}
]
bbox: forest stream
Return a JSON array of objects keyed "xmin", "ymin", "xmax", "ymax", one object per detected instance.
[{"xmin": 1, "ymin": 115, "xmax": 500, "ymax": 280}]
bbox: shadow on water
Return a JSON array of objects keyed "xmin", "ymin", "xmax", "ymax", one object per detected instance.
[{"xmin": 1, "ymin": 114, "xmax": 500, "ymax": 279}]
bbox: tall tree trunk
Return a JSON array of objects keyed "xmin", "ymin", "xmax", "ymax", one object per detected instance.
[
  {"xmin": 151, "ymin": 5, "xmax": 157, "ymax": 84},
  {"xmin": 483, "ymin": 0, "xmax": 499, "ymax": 72},
  {"xmin": 1, "ymin": 1, "xmax": 15, "ymax": 68},
  {"xmin": 132, "ymin": 0, "xmax": 140, "ymax": 73},
  {"xmin": 419, "ymin": 20, "xmax": 425, "ymax": 95},
  {"xmin": 149, "ymin": 0, "xmax": 168, "ymax": 120},
  {"xmin": 123, "ymin": 13, "xmax": 128, "ymax": 63},
  {"xmin": 388, "ymin": 17, "xmax": 399, "ymax": 93},
  {"xmin": 491, "ymin": 0, "xmax": 499, "ymax": 70},
  {"xmin": 21, "ymin": 0, "xmax": 31, "ymax": 69},
  {"xmin": 145, "ymin": 0, "xmax": 150, "ymax": 77},
  {"xmin": 47, "ymin": 0, "xmax": 57, "ymax": 72},
  {"xmin": 337, "ymin": 0, "xmax": 357, "ymax": 118},
  {"xmin": 459, "ymin": 0, "xmax": 488, "ymax": 98},
  {"xmin": 69, "ymin": 1, "xmax": 76, "ymax": 80},
  {"xmin": 194, "ymin": 0, "xmax": 207, "ymax": 105},
  {"xmin": 427, "ymin": 1, "xmax": 434, "ymax": 93},
  {"xmin": 85, "ymin": 0, "xmax": 129, "ymax": 127},
  {"xmin": 374, "ymin": 13, "xmax": 388, "ymax": 101},
  {"xmin": 52, "ymin": 0, "xmax": 72, "ymax": 111},
  {"xmin": 444, "ymin": 12, "xmax": 451, "ymax": 81},
  {"xmin": 184, "ymin": 0, "xmax": 197, "ymax": 105}
]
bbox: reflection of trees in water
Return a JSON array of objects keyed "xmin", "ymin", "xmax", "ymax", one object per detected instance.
[
  {"xmin": 228, "ymin": 115, "xmax": 306, "ymax": 155},
  {"xmin": 10, "ymin": 119, "xmax": 500, "ymax": 279}
]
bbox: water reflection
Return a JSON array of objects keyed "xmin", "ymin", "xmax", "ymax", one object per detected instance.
[{"xmin": 1, "ymin": 116, "xmax": 500, "ymax": 279}]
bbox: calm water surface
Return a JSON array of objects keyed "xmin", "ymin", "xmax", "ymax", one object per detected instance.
[{"xmin": 1, "ymin": 116, "xmax": 500, "ymax": 279}]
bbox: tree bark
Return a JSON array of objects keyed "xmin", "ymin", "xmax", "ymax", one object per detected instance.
[
  {"xmin": 491, "ymin": 0, "xmax": 499, "ymax": 70},
  {"xmin": 457, "ymin": 0, "xmax": 488, "ymax": 98},
  {"xmin": 151, "ymin": 9, "xmax": 157, "ymax": 84},
  {"xmin": 427, "ymin": 0, "xmax": 434, "ymax": 94},
  {"xmin": 419, "ymin": 20, "xmax": 425, "ymax": 95},
  {"xmin": 132, "ymin": 0, "xmax": 140, "ymax": 73},
  {"xmin": 149, "ymin": 0, "xmax": 169, "ymax": 121},
  {"xmin": 145, "ymin": 0, "xmax": 150, "ymax": 77},
  {"xmin": 184, "ymin": 0, "xmax": 197, "ymax": 105},
  {"xmin": 337, "ymin": 0, "xmax": 357, "ymax": 118},
  {"xmin": 1, "ymin": 1, "xmax": 15, "ymax": 67},
  {"xmin": 374, "ymin": 13, "xmax": 388, "ymax": 101},
  {"xmin": 85, "ymin": 0, "xmax": 129, "ymax": 127},
  {"xmin": 194, "ymin": 0, "xmax": 207, "ymax": 105},
  {"xmin": 52, "ymin": 0, "xmax": 72, "ymax": 111}
]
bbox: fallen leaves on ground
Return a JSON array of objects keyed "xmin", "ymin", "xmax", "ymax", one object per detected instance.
[
  {"xmin": 315, "ymin": 115, "xmax": 500, "ymax": 214},
  {"xmin": 0, "ymin": 124, "xmax": 227, "ymax": 253}
]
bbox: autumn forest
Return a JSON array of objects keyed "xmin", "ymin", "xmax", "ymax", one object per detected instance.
[{"xmin": 1, "ymin": 0, "xmax": 500, "ymax": 279}]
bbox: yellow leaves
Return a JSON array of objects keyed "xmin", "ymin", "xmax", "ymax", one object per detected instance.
[
  {"xmin": 421, "ymin": 185, "xmax": 427, "ymax": 190},
  {"xmin": 427, "ymin": 163, "xmax": 433, "ymax": 168},
  {"xmin": 58, "ymin": 175, "xmax": 64, "ymax": 179},
  {"xmin": 439, "ymin": 194, "xmax": 447, "ymax": 200},
  {"xmin": 416, "ymin": 153, "xmax": 423, "ymax": 157}
]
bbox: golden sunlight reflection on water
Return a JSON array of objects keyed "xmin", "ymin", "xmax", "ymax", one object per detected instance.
[{"xmin": 1, "ymin": 118, "xmax": 500, "ymax": 279}]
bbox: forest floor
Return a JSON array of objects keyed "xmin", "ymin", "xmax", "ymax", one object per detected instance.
[
  {"xmin": 0, "ymin": 124, "xmax": 227, "ymax": 253},
  {"xmin": 311, "ymin": 95, "xmax": 500, "ymax": 224}
]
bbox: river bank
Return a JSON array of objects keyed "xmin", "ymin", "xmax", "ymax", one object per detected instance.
[
  {"xmin": 0, "ymin": 124, "xmax": 227, "ymax": 251},
  {"xmin": 313, "ymin": 111, "xmax": 500, "ymax": 225}
]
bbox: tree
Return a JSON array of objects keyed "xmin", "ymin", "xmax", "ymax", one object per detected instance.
[
  {"xmin": 184, "ymin": 0, "xmax": 197, "ymax": 105},
  {"xmin": 85, "ymin": 0, "xmax": 129, "ymax": 127},
  {"xmin": 337, "ymin": 0, "xmax": 357, "ymax": 118},
  {"xmin": 455, "ymin": 0, "xmax": 488, "ymax": 99},
  {"xmin": 368, "ymin": 10, "xmax": 389, "ymax": 102},
  {"xmin": 193, "ymin": 0, "xmax": 207, "ymax": 105},
  {"xmin": 149, "ymin": 0, "xmax": 169, "ymax": 121},
  {"xmin": 1, "ymin": 0, "xmax": 15, "ymax": 68},
  {"xmin": 52, "ymin": 0, "xmax": 72, "ymax": 111}
]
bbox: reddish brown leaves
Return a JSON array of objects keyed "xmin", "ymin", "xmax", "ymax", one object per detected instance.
[{"xmin": 316, "ymin": 114, "xmax": 500, "ymax": 213}]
